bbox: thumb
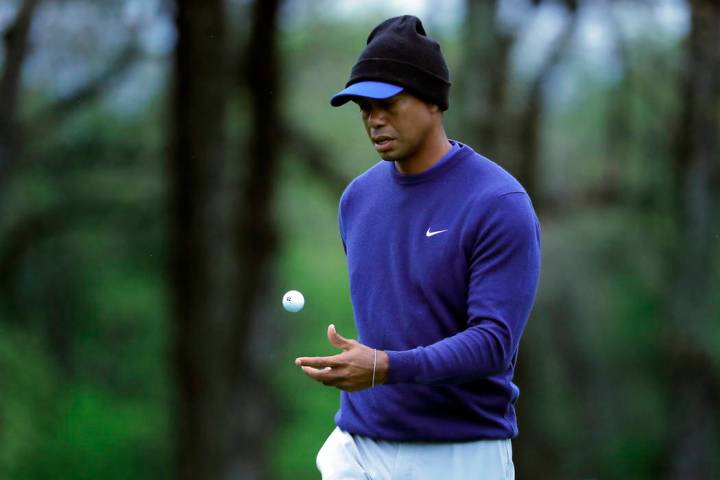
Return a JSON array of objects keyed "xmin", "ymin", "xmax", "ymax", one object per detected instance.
[{"xmin": 328, "ymin": 324, "xmax": 351, "ymax": 350}]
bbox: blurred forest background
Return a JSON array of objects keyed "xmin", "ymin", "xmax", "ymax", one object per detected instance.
[{"xmin": 0, "ymin": 0, "xmax": 718, "ymax": 479}]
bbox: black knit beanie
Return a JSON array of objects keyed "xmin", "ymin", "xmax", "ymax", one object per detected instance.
[{"xmin": 332, "ymin": 15, "xmax": 451, "ymax": 111}]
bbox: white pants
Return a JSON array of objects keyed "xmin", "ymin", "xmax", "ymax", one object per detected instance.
[{"xmin": 316, "ymin": 427, "xmax": 515, "ymax": 480}]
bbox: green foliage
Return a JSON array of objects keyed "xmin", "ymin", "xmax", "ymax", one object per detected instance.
[
  {"xmin": 1, "ymin": 94, "xmax": 170, "ymax": 478},
  {"xmin": 11, "ymin": 384, "xmax": 169, "ymax": 480},
  {"xmin": 0, "ymin": 324, "xmax": 60, "ymax": 478},
  {"xmin": 269, "ymin": 161, "xmax": 355, "ymax": 479}
]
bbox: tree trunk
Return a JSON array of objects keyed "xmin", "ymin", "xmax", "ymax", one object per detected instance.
[
  {"xmin": 0, "ymin": 0, "xmax": 41, "ymax": 188},
  {"xmin": 456, "ymin": 0, "xmax": 512, "ymax": 159},
  {"xmin": 225, "ymin": 0, "xmax": 284, "ymax": 478},
  {"xmin": 169, "ymin": 0, "xmax": 283, "ymax": 477},
  {"xmin": 168, "ymin": 0, "xmax": 236, "ymax": 478},
  {"xmin": 666, "ymin": 1, "xmax": 720, "ymax": 478},
  {"xmin": 516, "ymin": 0, "xmax": 577, "ymax": 207}
]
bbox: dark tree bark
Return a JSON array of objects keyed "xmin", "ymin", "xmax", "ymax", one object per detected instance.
[
  {"xmin": 0, "ymin": 0, "xmax": 41, "ymax": 187},
  {"xmin": 168, "ymin": 0, "xmax": 236, "ymax": 478},
  {"xmin": 225, "ymin": 0, "xmax": 284, "ymax": 478},
  {"xmin": 665, "ymin": 1, "xmax": 720, "ymax": 478},
  {"xmin": 169, "ymin": 0, "xmax": 283, "ymax": 478},
  {"xmin": 0, "ymin": 0, "xmax": 79, "ymax": 375},
  {"xmin": 236, "ymin": 0, "xmax": 282, "ymax": 318},
  {"xmin": 515, "ymin": 0, "xmax": 577, "ymax": 206},
  {"xmin": 0, "ymin": 213, "xmax": 57, "ymax": 293},
  {"xmin": 456, "ymin": 0, "xmax": 513, "ymax": 159}
]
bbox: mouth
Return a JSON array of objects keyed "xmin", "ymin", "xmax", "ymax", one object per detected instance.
[{"xmin": 372, "ymin": 135, "xmax": 395, "ymax": 153}]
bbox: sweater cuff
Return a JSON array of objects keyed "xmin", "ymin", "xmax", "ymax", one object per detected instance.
[{"xmin": 385, "ymin": 349, "xmax": 418, "ymax": 384}]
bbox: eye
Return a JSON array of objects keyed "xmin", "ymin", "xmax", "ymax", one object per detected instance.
[{"xmin": 381, "ymin": 99, "xmax": 397, "ymax": 111}]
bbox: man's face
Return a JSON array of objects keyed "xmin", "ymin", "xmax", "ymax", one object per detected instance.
[{"xmin": 355, "ymin": 92, "xmax": 438, "ymax": 162}]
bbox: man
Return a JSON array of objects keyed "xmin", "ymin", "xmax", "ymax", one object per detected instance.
[{"xmin": 294, "ymin": 15, "xmax": 541, "ymax": 480}]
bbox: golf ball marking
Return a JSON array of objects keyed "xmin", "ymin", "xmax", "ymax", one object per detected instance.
[{"xmin": 282, "ymin": 290, "xmax": 304, "ymax": 312}]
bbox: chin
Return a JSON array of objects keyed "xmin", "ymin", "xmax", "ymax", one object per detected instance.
[{"xmin": 378, "ymin": 149, "xmax": 406, "ymax": 162}]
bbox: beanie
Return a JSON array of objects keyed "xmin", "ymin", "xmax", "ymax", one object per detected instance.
[{"xmin": 331, "ymin": 15, "xmax": 451, "ymax": 111}]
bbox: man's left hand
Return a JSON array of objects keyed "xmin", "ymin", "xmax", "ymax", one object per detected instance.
[{"xmin": 295, "ymin": 324, "xmax": 388, "ymax": 392}]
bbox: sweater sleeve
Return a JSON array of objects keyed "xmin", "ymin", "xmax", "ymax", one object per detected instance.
[{"xmin": 384, "ymin": 192, "xmax": 541, "ymax": 385}]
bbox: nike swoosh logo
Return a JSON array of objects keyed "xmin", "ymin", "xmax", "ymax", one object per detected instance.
[{"xmin": 425, "ymin": 228, "xmax": 448, "ymax": 238}]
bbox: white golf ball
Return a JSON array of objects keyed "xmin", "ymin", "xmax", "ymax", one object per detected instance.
[{"xmin": 282, "ymin": 290, "xmax": 304, "ymax": 312}]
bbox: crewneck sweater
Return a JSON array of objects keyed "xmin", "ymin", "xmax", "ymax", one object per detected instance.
[{"xmin": 336, "ymin": 141, "xmax": 541, "ymax": 441}]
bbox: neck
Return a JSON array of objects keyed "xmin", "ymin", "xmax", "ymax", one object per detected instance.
[{"xmin": 394, "ymin": 127, "xmax": 452, "ymax": 175}]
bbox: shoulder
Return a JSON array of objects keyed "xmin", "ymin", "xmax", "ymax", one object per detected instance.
[
  {"xmin": 451, "ymin": 143, "xmax": 539, "ymax": 234},
  {"xmin": 453, "ymin": 143, "xmax": 527, "ymax": 200},
  {"xmin": 472, "ymin": 192, "xmax": 540, "ymax": 255}
]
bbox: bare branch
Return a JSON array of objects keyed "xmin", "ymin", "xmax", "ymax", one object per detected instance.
[
  {"xmin": 280, "ymin": 123, "xmax": 350, "ymax": 200},
  {"xmin": 29, "ymin": 41, "xmax": 142, "ymax": 134}
]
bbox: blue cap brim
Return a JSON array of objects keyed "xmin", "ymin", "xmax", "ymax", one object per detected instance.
[{"xmin": 330, "ymin": 81, "xmax": 404, "ymax": 107}]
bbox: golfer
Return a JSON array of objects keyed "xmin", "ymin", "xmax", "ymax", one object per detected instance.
[{"xmin": 294, "ymin": 15, "xmax": 541, "ymax": 480}]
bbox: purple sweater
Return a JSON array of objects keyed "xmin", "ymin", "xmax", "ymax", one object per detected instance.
[{"xmin": 336, "ymin": 141, "xmax": 541, "ymax": 441}]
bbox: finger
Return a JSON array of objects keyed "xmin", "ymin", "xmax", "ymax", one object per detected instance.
[
  {"xmin": 295, "ymin": 356, "xmax": 340, "ymax": 368},
  {"xmin": 328, "ymin": 324, "xmax": 352, "ymax": 350},
  {"xmin": 303, "ymin": 366, "xmax": 333, "ymax": 374},
  {"xmin": 300, "ymin": 365, "xmax": 335, "ymax": 382}
]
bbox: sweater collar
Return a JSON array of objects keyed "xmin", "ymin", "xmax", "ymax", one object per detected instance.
[{"xmin": 389, "ymin": 140, "xmax": 464, "ymax": 185}]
